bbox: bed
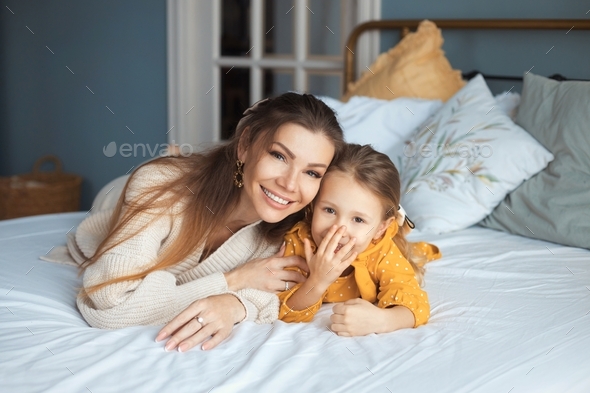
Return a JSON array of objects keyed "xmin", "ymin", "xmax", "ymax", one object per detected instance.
[{"xmin": 2, "ymin": 19, "xmax": 590, "ymax": 392}]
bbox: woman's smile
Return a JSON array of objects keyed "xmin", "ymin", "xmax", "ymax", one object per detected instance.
[{"xmin": 261, "ymin": 185, "xmax": 293, "ymax": 207}]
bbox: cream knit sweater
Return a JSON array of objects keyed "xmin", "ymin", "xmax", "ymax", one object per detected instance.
[{"xmin": 64, "ymin": 164, "xmax": 281, "ymax": 328}]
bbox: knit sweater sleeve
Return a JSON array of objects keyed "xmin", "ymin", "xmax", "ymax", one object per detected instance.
[
  {"xmin": 77, "ymin": 163, "xmax": 281, "ymax": 328},
  {"xmin": 235, "ymin": 288, "xmax": 280, "ymax": 324},
  {"xmin": 77, "ymin": 164, "xmax": 231, "ymax": 328},
  {"xmin": 175, "ymin": 236, "xmax": 282, "ymax": 325}
]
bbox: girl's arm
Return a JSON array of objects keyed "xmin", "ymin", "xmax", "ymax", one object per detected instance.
[
  {"xmin": 284, "ymin": 225, "xmax": 357, "ymax": 312},
  {"xmin": 330, "ymin": 299, "xmax": 414, "ymax": 336},
  {"xmin": 329, "ymin": 244, "xmax": 430, "ymax": 336},
  {"xmin": 278, "ymin": 281, "xmax": 323, "ymax": 323}
]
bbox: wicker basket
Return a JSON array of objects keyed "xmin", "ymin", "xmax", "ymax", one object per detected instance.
[{"xmin": 0, "ymin": 155, "xmax": 82, "ymax": 220}]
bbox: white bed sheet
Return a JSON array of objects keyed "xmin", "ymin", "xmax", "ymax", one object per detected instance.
[{"xmin": 1, "ymin": 212, "xmax": 589, "ymax": 392}]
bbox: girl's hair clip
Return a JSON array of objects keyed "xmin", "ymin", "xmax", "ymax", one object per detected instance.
[{"xmin": 397, "ymin": 205, "xmax": 415, "ymax": 229}]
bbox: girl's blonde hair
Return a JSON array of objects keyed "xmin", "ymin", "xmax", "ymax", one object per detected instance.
[
  {"xmin": 318, "ymin": 143, "xmax": 426, "ymax": 285},
  {"xmin": 80, "ymin": 93, "xmax": 345, "ymax": 297}
]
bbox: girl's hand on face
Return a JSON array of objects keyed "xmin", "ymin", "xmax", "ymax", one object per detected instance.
[
  {"xmin": 304, "ymin": 225, "xmax": 357, "ymax": 288},
  {"xmin": 330, "ymin": 299, "xmax": 415, "ymax": 336},
  {"xmin": 155, "ymin": 293, "xmax": 245, "ymax": 352},
  {"xmin": 224, "ymin": 242, "xmax": 309, "ymax": 293}
]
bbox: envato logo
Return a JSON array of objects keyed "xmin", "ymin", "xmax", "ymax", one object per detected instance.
[
  {"xmin": 103, "ymin": 141, "xmax": 195, "ymax": 158},
  {"xmin": 403, "ymin": 142, "xmax": 493, "ymax": 159}
]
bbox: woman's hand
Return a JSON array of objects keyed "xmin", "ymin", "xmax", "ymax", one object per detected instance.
[
  {"xmin": 304, "ymin": 225, "xmax": 357, "ymax": 289},
  {"xmin": 224, "ymin": 242, "xmax": 309, "ymax": 293},
  {"xmin": 155, "ymin": 293, "xmax": 246, "ymax": 352},
  {"xmin": 330, "ymin": 298, "xmax": 415, "ymax": 336}
]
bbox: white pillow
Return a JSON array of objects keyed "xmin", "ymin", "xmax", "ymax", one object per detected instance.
[
  {"xmin": 318, "ymin": 95, "xmax": 443, "ymax": 168},
  {"xmin": 399, "ymin": 74, "xmax": 554, "ymax": 234},
  {"xmin": 494, "ymin": 91, "xmax": 521, "ymax": 121}
]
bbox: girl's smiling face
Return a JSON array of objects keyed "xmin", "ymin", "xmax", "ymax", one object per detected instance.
[
  {"xmin": 238, "ymin": 122, "xmax": 335, "ymax": 224},
  {"xmin": 311, "ymin": 171, "xmax": 393, "ymax": 255}
]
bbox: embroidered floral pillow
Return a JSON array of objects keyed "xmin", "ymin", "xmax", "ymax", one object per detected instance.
[{"xmin": 399, "ymin": 74, "xmax": 554, "ymax": 234}]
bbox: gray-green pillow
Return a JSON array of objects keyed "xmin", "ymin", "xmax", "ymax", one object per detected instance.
[{"xmin": 480, "ymin": 73, "xmax": 590, "ymax": 249}]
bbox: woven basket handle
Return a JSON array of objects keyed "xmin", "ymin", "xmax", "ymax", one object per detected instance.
[{"xmin": 32, "ymin": 155, "xmax": 63, "ymax": 174}]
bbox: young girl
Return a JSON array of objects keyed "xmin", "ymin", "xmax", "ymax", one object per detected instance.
[{"xmin": 278, "ymin": 144, "xmax": 441, "ymax": 336}]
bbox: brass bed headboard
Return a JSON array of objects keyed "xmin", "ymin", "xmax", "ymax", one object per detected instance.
[{"xmin": 343, "ymin": 19, "xmax": 590, "ymax": 92}]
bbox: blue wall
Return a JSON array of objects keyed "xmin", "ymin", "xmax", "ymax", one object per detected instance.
[
  {"xmin": 3, "ymin": 1, "xmax": 588, "ymax": 212},
  {"xmin": 380, "ymin": 0, "xmax": 590, "ymax": 94},
  {"xmin": 0, "ymin": 0, "xmax": 167, "ymax": 210}
]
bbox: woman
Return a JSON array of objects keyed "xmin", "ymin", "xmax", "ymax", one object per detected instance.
[{"xmin": 71, "ymin": 93, "xmax": 344, "ymax": 352}]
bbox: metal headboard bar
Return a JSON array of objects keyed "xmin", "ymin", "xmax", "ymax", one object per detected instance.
[
  {"xmin": 461, "ymin": 71, "xmax": 588, "ymax": 82},
  {"xmin": 344, "ymin": 19, "xmax": 590, "ymax": 92}
]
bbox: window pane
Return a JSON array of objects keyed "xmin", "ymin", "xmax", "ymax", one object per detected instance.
[
  {"xmin": 221, "ymin": 67, "xmax": 250, "ymax": 140},
  {"xmin": 263, "ymin": 0, "xmax": 294, "ymax": 56},
  {"xmin": 221, "ymin": 0, "xmax": 251, "ymax": 57},
  {"xmin": 263, "ymin": 69, "xmax": 294, "ymax": 97},
  {"xmin": 307, "ymin": 0, "xmax": 341, "ymax": 56},
  {"xmin": 307, "ymin": 73, "xmax": 341, "ymax": 98}
]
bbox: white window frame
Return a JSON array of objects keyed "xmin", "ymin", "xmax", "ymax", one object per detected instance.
[{"xmin": 167, "ymin": 0, "xmax": 380, "ymax": 148}]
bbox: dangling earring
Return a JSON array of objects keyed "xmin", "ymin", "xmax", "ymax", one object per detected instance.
[{"xmin": 234, "ymin": 160, "xmax": 244, "ymax": 188}]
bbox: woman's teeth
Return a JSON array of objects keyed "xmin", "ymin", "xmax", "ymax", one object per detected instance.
[{"xmin": 263, "ymin": 187, "xmax": 289, "ymax": 205}]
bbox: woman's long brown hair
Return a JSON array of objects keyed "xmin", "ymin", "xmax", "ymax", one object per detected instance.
[
  {"xmin": 320, "ymin": 144, "xmax": 427, "ymax": 285},
  {"xmin": 80, "ymin": 93, "xmax": 344, "ymax": 297}
]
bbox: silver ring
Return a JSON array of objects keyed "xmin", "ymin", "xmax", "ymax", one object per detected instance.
[
  {"xmin": 285, "ymin": 281, "xmax": 289, "ymax": 291},
  {"xmin": 195, "ymin": 316, "xmax": 204, "ymax": 324}
]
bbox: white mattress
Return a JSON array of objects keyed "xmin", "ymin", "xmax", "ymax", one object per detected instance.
[{"xmin": 1, "ymin": 212, "xmax": 589, "ymax": 392}]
